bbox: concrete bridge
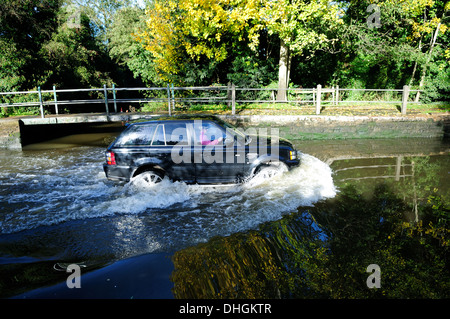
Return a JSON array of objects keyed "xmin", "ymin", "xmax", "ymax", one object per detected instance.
[
  {"xmin": 0, "ymin": 113, "xmax": 157, "ymax": 149},
  {"xmin": 0, "ymin": 112, "xmax": 449, "ymax": 149}
]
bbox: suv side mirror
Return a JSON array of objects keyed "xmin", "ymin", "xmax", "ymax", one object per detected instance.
[{"xmin": 224, "ymin": 136, "xmax": 234, "ymax": 146}]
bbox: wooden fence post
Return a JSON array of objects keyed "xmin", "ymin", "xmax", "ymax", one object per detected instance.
[
  {"xmin": 336, "ymin": 85, "xmax": 339, "ymax": 105},
  {"xmin": 395, "ymin": 156, "xmax": 403, "ymax": 181},
  {"xmin": 232, "ymin": 83, "xmax": 236, "ymax": 115},
  {"xmin": 332, "ymin": 86, "xmax": 335, "ymax": 105},
  {"xmin": 315, "ymin": 84, "xmax": 321, "ymax": 115},
  {"xmin": 401, "ymin": 85, "xmax": 409, "ymax": 115},
  {"xmin": 53, "ymin": 85, "xmax": 58, "ymax": 115},
  {"xmin": 112, "ymin": 84, "xmax": 117, "ymax": 113},
  {"xmin": 171, "ymin": 83, "xmax": 175, "ymax": 111},
  {"xmin": 227, "ymin": 82, "xmax": 231, "ymax": 108},
  {"xmin": 38, "ymin": 86, "xmax": 44, "ymax": 118},
  {"xmin": 103, "ymin": 84, "xmax": 109, "ymax": 115},
  {"xmin": 167, "ymin": 84, "xmax": 171, "ymax": 116}
]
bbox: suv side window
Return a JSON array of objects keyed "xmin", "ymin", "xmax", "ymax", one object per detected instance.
[
  {"xmin": 151, "ymin": 124, "xmax": 166, "ymax": 146},
  {"xmin": 194, "ymin": 121, "xmax": 225, "ymax": 146},
  {"xmin": 115, "ymin": 124, "xmax": 156, "ymax": 146},
  {"xmin": 164, "ymin": 122, "xmax": 189, "ymax": 146}
]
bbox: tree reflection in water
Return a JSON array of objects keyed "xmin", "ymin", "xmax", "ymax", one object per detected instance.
[{"xmin": 171, "ymin": 156, "xmax": 450, "ymax": 298}]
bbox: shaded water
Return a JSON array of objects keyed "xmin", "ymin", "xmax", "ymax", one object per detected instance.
[{"xmin": 0, "ymin": 133, "xmax": 449, "ymax": 299}]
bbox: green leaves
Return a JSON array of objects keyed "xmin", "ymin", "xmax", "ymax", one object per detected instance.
[
  {"xmin": 262, "ymin": 0, "xmax": 343, "ymax": 56},
  {"xmin": 1, "ymin": 0, "xmax": 448, "ymax": 103},
  {"xmin": 0, "ymin": 0, "xmax": 60, "ymax": 91}
]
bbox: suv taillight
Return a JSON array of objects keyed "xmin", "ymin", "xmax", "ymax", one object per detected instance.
[{"xmin": 106, "ymin": 151, "xmax": 116, "ymax": 165}]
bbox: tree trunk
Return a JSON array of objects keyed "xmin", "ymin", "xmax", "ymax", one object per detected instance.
[
  {"xmin": 415, "ymin": 22, "xmax": 441, "ymax": 102},
  {"xmin": 277, "ymin": 39, "xmax": 290, "ymax": 101},
  {"xmin": 409, "ymin": 37, "xmax": 422, "ymax": 86}
]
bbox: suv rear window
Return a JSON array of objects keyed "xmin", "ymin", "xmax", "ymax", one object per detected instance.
[
  {"xmin": 114, "ymin": 122, "xmax": 189, "ymax": 147},
  {"xmin": 115, "ymin": 124, "xmax": 156, "ymax": 146}
]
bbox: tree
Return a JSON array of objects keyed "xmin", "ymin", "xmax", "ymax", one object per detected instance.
[
  {"xmin": 0, "ymin": 0, "xmax": 61, "ymax": 91},
  {"xmin": 337, "ymin": 0, "xmax": 449, "ymax": 100},
  {"xmin": 69, "ymin": 0, "xmax": 134, "ymax": 43},
  {"xmin": 41, "ymin": 6, "xmax": 114, "ymax": 88},
  {"xmin": 108, "ymin": 6, "xmax": 157, "ymax": 85},
  {"xmin": 138, "ymin": 0, "xmax": 265, "ymax": 84},
  {"xmin": 261, "ymin": 0, "xmax": 343, "ymax": 100},
  {"xmin": 137, "ymin": 0, "xmax": 183, "ymax": 82},
  {"xmin": 139, "ymin": 0, "xmax": 342, "ymax": 95},
  {"xmin": 410, "ymin": 0, "xmax": 449, "ymax": 101}
]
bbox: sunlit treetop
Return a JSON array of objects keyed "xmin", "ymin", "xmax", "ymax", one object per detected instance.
[{"xmin": 138, "ymin": 0, "xmax": 344, "ymax": 81}]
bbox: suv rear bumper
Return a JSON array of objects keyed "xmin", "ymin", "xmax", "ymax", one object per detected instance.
[{"xmin": 103, "ymin": 164, "xmax": 133, "ymax": 182}]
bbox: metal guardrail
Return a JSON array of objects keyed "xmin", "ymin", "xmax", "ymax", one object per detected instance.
[{"xmin": 0, "ymin": 84, "xmax": 421, "ymax": 118}]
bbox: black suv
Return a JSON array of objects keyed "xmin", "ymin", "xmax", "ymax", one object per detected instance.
[{"xmin": 104, "ymin": 115, "xmax": 301, "ymax": 184}]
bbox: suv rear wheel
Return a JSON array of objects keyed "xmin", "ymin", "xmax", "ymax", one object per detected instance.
[{"xmin": 132, "ymin": 170, "xmax": 163, "ymax": 185}]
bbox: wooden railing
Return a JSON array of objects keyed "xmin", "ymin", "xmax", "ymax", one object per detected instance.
[{"xmin": 0, "ymin": 84, "xmax": 421, "ymax": 118}]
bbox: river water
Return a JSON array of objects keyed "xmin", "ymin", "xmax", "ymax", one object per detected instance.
[{"xmin": 0, "ymin": 133, "xmax": 449, "ymax": 299}]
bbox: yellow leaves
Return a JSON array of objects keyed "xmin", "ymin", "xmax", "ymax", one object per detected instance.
[
  {"xmin": 171, "ymin": 231, "xmax": 287, "ymax": 299},
  {"xmin": 439, "ymin": 23, "xmax": 448, "ymax": 34},
  {"xmin": 411, "ymin": 16, "xmax": 446, "ymax": 38},
  {"xmin": 134, "ymin": 0, "xmax": 355, "ymax": 81},
  {"xmin": 398, "ymin": 219, "xmax": 450, "ymax": 247},
  {"xmin": 380, "ymin": 0, "xmax": 435, "ymax": 15},
  {"xmin": 138, "ymin": 0, "xmax": 268, "ymax": 82},
  {"xmin": 426, "ymin": 222, "xmax": 450, "ymax": 247},
  {"xmin": 137, "ymin": 0, "xmax": 183, "ymax": 80},
  {"xmin": 444, "ymin": 49, "xmax": 450, "ymax": 60}
]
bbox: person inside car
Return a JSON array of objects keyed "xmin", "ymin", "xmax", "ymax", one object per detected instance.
[{"xmin": 200, "ymin": 125, "xmax": 223, "ymax": 145}]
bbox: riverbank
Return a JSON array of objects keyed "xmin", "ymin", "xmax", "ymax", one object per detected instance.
[
  {"xmin": 221, "ymin": 113, "xmax": 450, "ymax": 140},
  {"xmin": 0, "ymin": 111, "xmax": 449, "ymax": 149}
]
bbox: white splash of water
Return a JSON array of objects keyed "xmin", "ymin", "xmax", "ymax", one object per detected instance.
[{"xmin": 0, "ymin": 152, "xmax": 335, "ymax": 238}]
